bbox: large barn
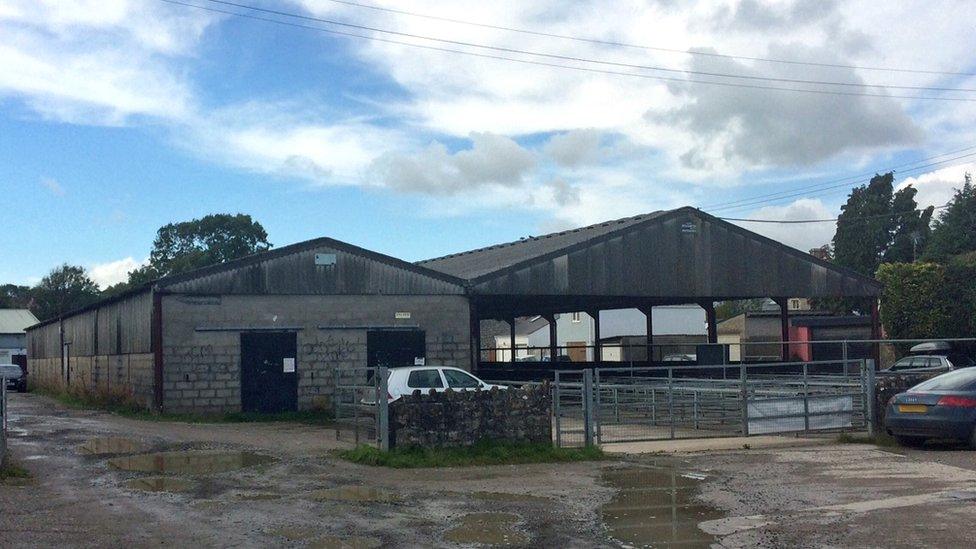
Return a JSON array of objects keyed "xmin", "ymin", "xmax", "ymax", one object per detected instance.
[{"xmin": 26, "ymin": 207, "xmax": 881, "ymax": 414}]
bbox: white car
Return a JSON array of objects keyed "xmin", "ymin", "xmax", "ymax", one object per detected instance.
[{"xmin": 386, "ymin": 366, "xmax": 505, "ymax": 402}]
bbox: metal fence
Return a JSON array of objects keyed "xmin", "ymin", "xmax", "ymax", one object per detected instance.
[
  {"xmin": 553, "ymin": 359, "xmax": 873, "ymax": 447},
  {"xmin": 332, "ymin": 366, "xmax": 389, "ymax": 450}
]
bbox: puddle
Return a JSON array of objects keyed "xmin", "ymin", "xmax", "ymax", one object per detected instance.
[
  {"xmin": 600, "ymin": 467, "xmax": 722, "ymax": 548},
  {"xmin": 107, "ymin": 451, "xmax": 275, "ymax": 475},
  {"xmin": 125, "ymin": 477, "xmax": 195, "ymax": 493},
  {"xmin": 308, "ymin": 535, "xmax": 383, "ymax": 549},
  {"xmin": 270, "ymin": 526, "xmax": 317, "ymax": 541},
  {"xmin": 443, "ymin": 512, "xmax": 528, "ymax": 546},
  {"xmin": 308, "ymin": 486, "xmax": 400, "ymax": 504},
  {"xmin": 79, "ymin": 437, "xmax": 149, "ymax": 456},
  {"xmin": 472, "ymin": 491, "xmax": 552, "ymax": 504}
]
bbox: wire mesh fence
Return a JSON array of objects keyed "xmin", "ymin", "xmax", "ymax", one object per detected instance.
[{"xmin": 554, "ymin": 359, "xmax": 871, "ymax": 446}]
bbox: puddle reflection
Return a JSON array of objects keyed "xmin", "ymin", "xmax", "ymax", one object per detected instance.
[
  {"xmin": 601, "ymin": 467, "xmax": 721, "ymax": 548},
  {"xmin": 108, "ymin": 451, "xmax": 275, "ymax": 474}
]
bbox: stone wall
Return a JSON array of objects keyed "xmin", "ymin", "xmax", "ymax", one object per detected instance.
[
  {"xmin": 161, "ymin": 294, "xmax": 471, "ymax": 414},
  {"xmin": 390, "ymin": 384, "xmax": 552, "ymax": 448}
]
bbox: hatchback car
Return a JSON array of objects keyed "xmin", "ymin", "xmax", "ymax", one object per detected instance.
[
  {"xmin": 386, "ymin": 366, "xmax": 505, "ymax": 401},
  {"xmin": 884, "ymin": 368, "xmax": 976, "ymax": 448}
]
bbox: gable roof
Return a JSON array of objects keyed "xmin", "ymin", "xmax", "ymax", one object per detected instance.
[
  {"xmin": 418, "ymin": 211, "xmax": 667, "ymax": 280},
  {"xmin": 421, "ymin": 207, "xmax": 881, "ymax": 298},
  {"xmin": 0, "ymin": 309, "xmax": 39, "ymax": 334}
]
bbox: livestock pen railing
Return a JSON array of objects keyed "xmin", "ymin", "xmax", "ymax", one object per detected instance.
[
  {"xmin": 332, "ymin": 366, "xmax": 389, "ymax": 450},
  {"xmin": 553, "ymin": 359, "xmax": 873, "ymax": 447}
]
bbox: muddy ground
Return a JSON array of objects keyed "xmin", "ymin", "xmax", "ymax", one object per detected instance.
[{"xmin": 2, "ymin": 393, "xmax": 976, "ymax": 548}]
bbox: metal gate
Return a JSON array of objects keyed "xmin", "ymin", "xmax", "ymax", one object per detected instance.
[
  {"xmin": 332, "ymin": 366, "xmax": 390, "ymax": 450},
  {"xmin": 554, "ymin": 359, "xmax": 874, "ymax": 447}
]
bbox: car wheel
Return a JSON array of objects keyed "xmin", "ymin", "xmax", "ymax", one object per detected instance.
[{"xmin": 894, "ymin": 435, "xmax": 927, "ymax": 448}]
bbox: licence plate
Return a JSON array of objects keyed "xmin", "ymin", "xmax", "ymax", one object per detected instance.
[{"xmin": 898, "ymin": 404, "xmax": 927, "ymax": 413}]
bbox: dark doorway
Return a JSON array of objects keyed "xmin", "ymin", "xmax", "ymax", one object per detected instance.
[
  {"xmin": 241, "ymin": 332, "xmax": 298, "ymax": 413},
  {"xmin": 367, "ymin": 330, "xmax": 426, "ymax": 368}
]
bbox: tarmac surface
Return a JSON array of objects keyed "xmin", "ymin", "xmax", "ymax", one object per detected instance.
[{"xmin": 3, "ymin": 392, "xmax": 976, "ymax": 548}]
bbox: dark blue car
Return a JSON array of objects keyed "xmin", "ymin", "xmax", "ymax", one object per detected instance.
[{"xmin": 885, "ymin": 368, "xmax": 976, "ymax": 448}]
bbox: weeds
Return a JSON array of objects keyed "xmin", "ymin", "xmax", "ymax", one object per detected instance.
[
  {"xmin": 0, "ymin": 453, "xmax": 32, "ymax": 483},
  {"xmin": 836, "ymin": 432, "xmax": 898, "ymax": 447},
  {"xmin": 338, "ymin": 439, "xmax": 606, "ymax": 468},
  {"xmin": 34, "ymin": 388, "xmax": 332, "ymax": 425}
]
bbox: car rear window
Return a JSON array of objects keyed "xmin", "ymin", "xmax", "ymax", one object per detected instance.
[
  {"xmin": 407, "ymin": 369, "xmax": 443, "ymax": 389},
  {"xmin": 911, "ymin": 368, "xmax": 976, "ymax": 392},
  {"xmin": 443, "ymin": 369, "xmax": 480, "ymax": 389}
]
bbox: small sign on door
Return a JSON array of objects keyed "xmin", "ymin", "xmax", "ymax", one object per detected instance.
[{"xmin": 283, "ymin": 358, "xmax": 296, "ymax": 373}]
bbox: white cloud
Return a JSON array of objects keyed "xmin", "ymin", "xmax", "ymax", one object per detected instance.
[
  {"xmin": 732, "ymin": 198, "xmax": 837, "ymax": 252},
  {"xmin": 88, "ymin": 257, "xmax": 147, "ymax": 287},
  {"xmin": 896, "ymin": 163, "xmax": 976, "ymax": 210},
  {"xmin": 40, "ymin": 176, "xmax": 65, "ymax": 196},
  {"xmin": 370, "ymin": 132, "xmax": 536, "ymax": 194},
  {"xmin": 544, "ymin": 129, "xmax": 605, "ymax": 168}
]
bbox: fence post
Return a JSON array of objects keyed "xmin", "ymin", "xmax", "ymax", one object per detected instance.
[
  {"xmin": 594, "ymin": 369, "xmax": 602, "ymax": 444},
  {"xmin": 865, "ymin": 359, "xmax": 876, "ymax": 437},
  {"xmin": 377, "ymin": 366, "xmax": 389, "ymax": 451},
  {"xmin": 842, "ymin": 341, "xmax": 849, "ymax": 374},
  {"xmin": 802, "ymin": 362, "xmax": 810, "ymax": 432},
  {"xmin": 554, "ymin": 371, "xmax": 562, "ymax": 448},
  {"xmin": 740, "ymin": 363, "xmax": 749, "ymax": 436},
  {"xmin": 583, "ymin": 369, "xmax": 595, "ymax": 447},
  {"xmin": 667, "ymin": 367, "xmax": 675, "ymax": 440}
]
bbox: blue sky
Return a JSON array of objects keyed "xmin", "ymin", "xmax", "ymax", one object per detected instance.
[{"xmin": 2, "ymin": 0, "xmax": 976, "ymax": 287}]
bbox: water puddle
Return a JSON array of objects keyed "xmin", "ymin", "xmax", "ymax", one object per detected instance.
[
  {"xmin": 107, "ymin": 451, "xmax": 275, "ymax": 475},
  {"xmin": 308, "ymin": 486, "xmax": 400, "ymax": 504},
  {"xmin": 125, "ymin": 477, "xmax": 195, "ymax": 493},
  {"xmin": 600, "ymin": 467, "xmax": 722, "ymax": 548},
  {"xmin": 79, "ymin": 437, "xmax": 149, "ymax": 456},
  {"xmin": 472, "ymin": 491, "xmax": 552, "ymax": 504},
  {"xmin": 308, "ymin": 535, "xmax": 383, "ymax": 549},
  {"xmin": 443, "ymin": 512, "xmax": 528, "ymax": 546}
]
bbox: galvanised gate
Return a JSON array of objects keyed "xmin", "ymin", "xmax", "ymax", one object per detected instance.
[{"xmin": 553, "ymin": 359, "xmax": 875, "ymax": 447}]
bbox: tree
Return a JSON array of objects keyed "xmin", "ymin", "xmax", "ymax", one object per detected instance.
[
  {"xmin": 118, "ymin": 213, "xmax": 272, "ymax": 289},
  {"xmin": 924, "ymin": 173, "xmax": 976, "ymax": 262},
  {"xmin": 876, "ymin": 263, "xmax": 948, "ymax": 340},
  {"xmin": 884, "ymin": 185, "xmax": 934, "ymax": 263},
  {"xmin": 833, "ymin": 173, "xmax": 898, "ymax": 277},
  {"xmin": 31, "ymin": 264, "xmax": 101, "ymax": 321},
  {"xmin": 0, "ymin": 284, "xmax": 33, "ymax": 310}
]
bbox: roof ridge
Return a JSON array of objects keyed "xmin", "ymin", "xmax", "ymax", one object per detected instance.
[{"xmin": 417, "ymin": 210, "xmax": 661, "ymax": 265}]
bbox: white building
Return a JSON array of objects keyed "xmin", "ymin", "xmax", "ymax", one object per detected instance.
[{"xmin": 0, "ymin": 309, "xmax": 38, "ymax": 364}]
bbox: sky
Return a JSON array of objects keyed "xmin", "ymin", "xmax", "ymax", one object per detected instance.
[{"xmin": 2, "ymin": 0, "xmax": 976, "ymax": 288}]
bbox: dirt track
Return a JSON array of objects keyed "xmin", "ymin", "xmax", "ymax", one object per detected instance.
[{"xmin": 3, "ymin": 392, "xmax": 976, "ymax": 548}]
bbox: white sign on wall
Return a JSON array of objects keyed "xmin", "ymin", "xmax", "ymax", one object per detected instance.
[
  {"xmin": 395, "ymin": 312, "xmax": 411, "ymax": 319},
  {"xmin": 283, "ymin": 358, "xmax": 296, "ymax": 373}
]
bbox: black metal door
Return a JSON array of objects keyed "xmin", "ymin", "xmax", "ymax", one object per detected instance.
[
  {"xmin": 241, "ymin": 332, "xmax": 298, "ymax": 413},
  {"xmin": 367, "ymin": 330, "xmax": 426, "ymax": 368}
]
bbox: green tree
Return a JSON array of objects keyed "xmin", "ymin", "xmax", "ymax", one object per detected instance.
[
  {"xmin": 876, "ymin": 263, "xmax": 949, "ymax": 339},
  {"xmin": 940, "ymin": 252, "xmax": 976, "ymax": 337},
  {"xmin": 833, "ymin": 173, "xmax": 898, "ymax": 277},
  {"xmin": 884, "ymin": 185, "xmax": 934, "ymax": 263},
  {"xmin": 31, "ymin": 264, "xmax": 101, "ymax": 321},
  {"xmin": 924, "ymin": 173, "xmax": 976, "ymax": 262},
  {"xmin": 117, "ymin": 213, "xmax": 272, "ymax": 290},
  {"xmin": 0, "ymin": 284, "xmax": 33, "ymax": 310}
]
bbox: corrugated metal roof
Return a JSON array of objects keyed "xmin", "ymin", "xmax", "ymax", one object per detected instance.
[
  {"xmin": 0, "ymin": 309, "xmax": 39, "ymax": 333},
  {"xmin": 418, "ymin": 211, "xmax": 665, "ymax": 279}
]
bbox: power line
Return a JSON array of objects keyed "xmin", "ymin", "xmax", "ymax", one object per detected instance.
[
  {"xmin": 701, "ymin": 146, "xmax": 976, "ymax": 212},
  {"xmin": 317, "ymin": 0, "xmax": 976, "ymax": 78},
  {"xmin": 721, "ymin": 204, "xmax": 949, "ymax": 224},
  {"xmin": 163, "ymin": 0, "xmax": 976, "ymax": 101},
  {"xmin": 194, "ymin": 0, "xmax": 976, "ymax": 94}
]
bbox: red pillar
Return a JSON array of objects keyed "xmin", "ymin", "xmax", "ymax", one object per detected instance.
[{"xmin": 776, "ymin": 298, "xmax": 790, "ymax": 361}]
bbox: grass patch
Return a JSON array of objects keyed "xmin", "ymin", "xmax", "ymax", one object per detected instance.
[
  {"xmin": 836, "ymin": 432, "xmax": 898, "ymax": 447},
  {"xmin": 337, "ymin": 439, "xmax": 606, "ymax": 468},
  {"xmin": 0, "ymin": 453, "xmax": 32, "ymax": 483},
  {"xmin": 34, "ymin": 388, "xmax": 332, "ymax": 425}
]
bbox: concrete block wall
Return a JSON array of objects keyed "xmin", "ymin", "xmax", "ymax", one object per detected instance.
[{"xmin": 161, "ymin": 294, "xmax": 471, "ymax": 414}]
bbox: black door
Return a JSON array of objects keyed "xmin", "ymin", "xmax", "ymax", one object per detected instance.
[
  {"xmin": 241, "ymin": 332, "xmax": 298, "ymax": 413},
  {"xmin": 367, "ymin": 330, "xmax": 426, "ymax": 368}
]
